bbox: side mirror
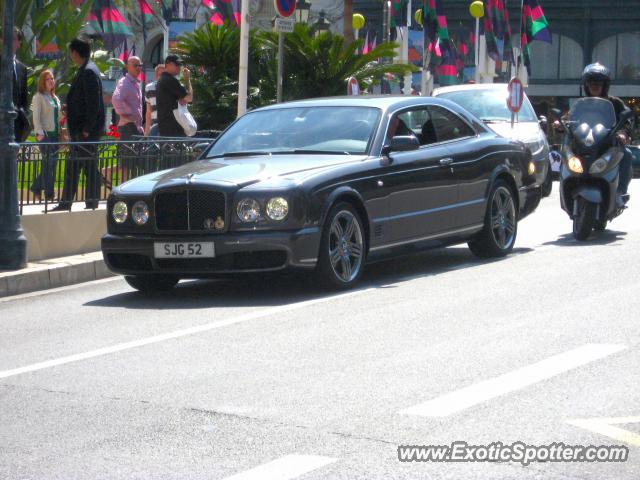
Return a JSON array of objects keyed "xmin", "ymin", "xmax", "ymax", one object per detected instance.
[
  {"xmin": 538, "ymin": 115, "xmax": 548, "ymax": 130},
  {"xmin": 551, "ymin": 108, "xmax": 562, "ymax": 120},
  {"xmin": 382, "ymin": 135, "xmax": 420, "ymax": 155}
]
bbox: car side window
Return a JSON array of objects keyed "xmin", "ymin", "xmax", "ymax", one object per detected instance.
[
  {"xmin": 428, "ymin": 105, "xmax": 475, "ymax": 142},
  {"xmin": 391, "ymin": 108, "xmax": 437, "ymax": 146}
]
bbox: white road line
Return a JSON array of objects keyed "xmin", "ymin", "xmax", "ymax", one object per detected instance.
[
  {"xmin": 0, "ymin": 288, "xmax": 372, "ymax": 380},
  {"xmin": 399, "ymin": 343, "xmax": 627, "ymax": 417},
  {"xmin": 222, "ymin": 455, "xmax": 336, "ymax": 480}
]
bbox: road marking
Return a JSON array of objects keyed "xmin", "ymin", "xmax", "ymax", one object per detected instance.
[
  {"xmin": 0, "ymin": 288, "xmax": 372, "ymax": 380},
  {"xmin": 222, "ymin": 455, "xmax": 336, "ymax": 480},
  {"xmin": 567, "ymin": 416, "xmax": 640, "ymax": 448},
  {"xmin": 399, "ymin": 344, "xmax": 627, "ymax": 417}
]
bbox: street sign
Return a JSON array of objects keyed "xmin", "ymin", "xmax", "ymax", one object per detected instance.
[
  {"xmin": 274, "ymin": 0, "xmax": 296, "ymax": 18},
  {"xmin": 507, "ymin": 77, "xmax": 524, "ymax": 113},
  {"xmin": 347, "ymin": 76, "xmax": 360, "ymax": 95},
  {"xmin": 275, "ymin": 17, "xmax": 294, "ymax": 33}
]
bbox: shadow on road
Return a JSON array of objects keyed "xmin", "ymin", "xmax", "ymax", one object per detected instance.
[
  {"xmin": 542, "ymin": 229, "xmax": 627, "ymax": 247},
  {"xmin": 85, "ymin": 246, "xmax": 533, "ymax": 310}
]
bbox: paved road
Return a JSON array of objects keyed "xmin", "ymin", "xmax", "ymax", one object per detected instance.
[{"xmin": 1, "ymin": 183, "xmax": 639, "ymax": 479}]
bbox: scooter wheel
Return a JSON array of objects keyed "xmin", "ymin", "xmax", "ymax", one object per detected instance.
[
  {"xmin": 573, "ymin": 198, "xmax": 597, "ymax": 241},
  {"xmin": 594, "ymin": 218, "xmax": 607, "ymax": 232}
]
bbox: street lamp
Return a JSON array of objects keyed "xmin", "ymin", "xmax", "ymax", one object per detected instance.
[
  {"xmin": 0, "ymin": 0, "xmax": 28, "ymax": 270},
  {"xmin": 294, "ymin": 0, "xmax": 312, "ymax": 24},
  {"xmin": 314, "ymin": 10, "xmax": 331, "ymax": 33}
]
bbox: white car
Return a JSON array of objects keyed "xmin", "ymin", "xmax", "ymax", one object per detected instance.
[{"xmin": 433, "ymin": 83, "xmax": 552, "ymax": 197}]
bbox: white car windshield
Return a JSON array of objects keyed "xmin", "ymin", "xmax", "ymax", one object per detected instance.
[
  {"xmin": 438, "ymin": 89, "xmax": 538, "ymax": 123},
  {"xmin": 208, "ymin": 106, "xmax": 381, "ymax": 157}
]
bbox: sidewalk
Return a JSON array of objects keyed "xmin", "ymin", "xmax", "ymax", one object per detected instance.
[
  {"xmin": 0, "ymin": 251, "xmax": 115, "ymax": 298},
  {"xmin": 1, "ymin": 201, "xmax": 113, "ymax": 298}
]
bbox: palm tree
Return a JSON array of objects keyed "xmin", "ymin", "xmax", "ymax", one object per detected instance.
[{"xmin": 259, "ymin": 23, "xmax": 417, "ymax": 100}]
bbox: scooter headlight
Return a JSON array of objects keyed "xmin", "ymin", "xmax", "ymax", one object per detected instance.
[
  {"xmin": 589, "ymin": 158, "xmax": 608, "ymax": 174},
  {"xmin": 568, "ymin": 156, "xmax": 584, "ymax": 174}
]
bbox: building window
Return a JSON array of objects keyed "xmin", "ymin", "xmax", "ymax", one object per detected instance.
[
  {"xmin": 149, "ymin": 38, "xmax": 163, "ymax": 66},
  {"xmin": 593, "ymin": 32, "xmax": 640, "ymax": 81},
  {"xmin": 530, "ymin": 34, "xmax": 583, "ymax": 80}
]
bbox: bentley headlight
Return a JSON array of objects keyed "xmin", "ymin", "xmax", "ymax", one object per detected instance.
[
  {"xmin": 131, "ymin": 201, "xmax": 150, "ymax": 225},
  {"xmin": 568, "ymin": 156, "xmax": 584, "ymax": 174},
  {"xmin": 528, "ymin": 161, "xmax": 536, "ymax": 175},
  {"xmin": 266, "ymin": 197, "xmax": 289, "ymax": 221},
  {"xmin": 589, "ymin": 158, "xmax": 608, "ymax": 174},
  {"xmin": 236, "ymin": 198, "xmax": 261, "ymax": 222},
  {"xmin": 112, "ymin": 201, "xmax": 128, "ymax": 224}
]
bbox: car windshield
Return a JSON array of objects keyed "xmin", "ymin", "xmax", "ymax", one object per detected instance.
[
  {"xmin": 208, "ymin": 106, "xmax": 381, "ymax": 157},
  {"xmin": 437, "ymin": 88, "xmax": 538, "ymax": 122},
  {"xmin": 568, "ymin": 97, "xmax": 616, "ymax": 130}
]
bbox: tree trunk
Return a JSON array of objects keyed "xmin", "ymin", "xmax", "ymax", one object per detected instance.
[{"xmin": 343, "ymin": 0, "xmax": 354, "ymax": 44}]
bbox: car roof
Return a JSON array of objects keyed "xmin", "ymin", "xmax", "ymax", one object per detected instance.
[
  {"xmin": 251, "ymin": 95, "xmax": 468, "ymax": 115},
  {"xmin": 432, "ymin": 83, "xmax": 513, "ymax": 96}
]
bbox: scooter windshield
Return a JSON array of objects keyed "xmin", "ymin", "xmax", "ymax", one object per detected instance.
[{"xmin": 569, "ymin": 97, "xmax": 616, "ymax": 131}]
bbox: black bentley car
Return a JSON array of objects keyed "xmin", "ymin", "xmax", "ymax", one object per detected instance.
[{"xmin": 102, "ymin": 96, "xmax": 541, "ymax": 292}]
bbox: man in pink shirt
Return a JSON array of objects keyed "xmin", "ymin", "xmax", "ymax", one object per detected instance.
[{"xmin": 111, "ymin": 56, "xmax": 144, "ymax": 180}]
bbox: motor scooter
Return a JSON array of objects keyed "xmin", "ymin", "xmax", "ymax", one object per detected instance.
[{"xmin": 556, "ymin": 97, "xmax": 633, "ymax": 240}]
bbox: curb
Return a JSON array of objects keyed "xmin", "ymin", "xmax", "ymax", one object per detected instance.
[{"xmin": 0, "ymin": 252, "xmax": 115, "ymax": 298}]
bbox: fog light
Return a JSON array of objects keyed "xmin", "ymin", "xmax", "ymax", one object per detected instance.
[
  {"xmin": 528, "ymin": 161, "xmax": 536, "ymax": 175},
  {"xmin": 568, "ymin": 156, "xmax": 584, "ymax": 174},
  {"xmin": 266, "ymin": 197, "xmax": 289, "ymax": 221},
  {"xmin": 112, "ymin": 201, "xmax": 128, "ymax": 224}
]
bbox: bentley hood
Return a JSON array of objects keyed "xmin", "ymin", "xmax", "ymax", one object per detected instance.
[{"xmin": 117, "ymin": 154, "xmax": 366, "ymax": 194}]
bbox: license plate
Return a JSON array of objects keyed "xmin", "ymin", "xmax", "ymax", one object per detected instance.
[{"xmin": 154, "ymin": 242, "xmax": 215, "ymax": 258}]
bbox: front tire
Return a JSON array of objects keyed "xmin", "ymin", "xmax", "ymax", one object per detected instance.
[
  {"xmin": 316, "ymin": 202, "xmax": 365, "ymax": 289},
  {"xmin": 468, "ymin": 180, "xmax": 518, "ymax": 258},
  {"xmin": 541, "ymin": 168, "xmax": 553, "ymax": 197},
  {"xmin": 125, "ymin": 274, "xmax": 179, "ymax": 293},
  {"xmin": 572, "ymin": 198, "xmax": 597, "ymax": 241}
]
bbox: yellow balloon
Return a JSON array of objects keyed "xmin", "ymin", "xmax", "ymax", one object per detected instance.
[
  {"xmin": 469, "ymin": 1, "xmax": 484, "ymax": 18},
  {"xmin": 352, "ymin": 13, "xmax": 365, "ymax": 30},
  {"xmin": 415, "ymin": 8, "xmax": 423, "ymax": 26}
]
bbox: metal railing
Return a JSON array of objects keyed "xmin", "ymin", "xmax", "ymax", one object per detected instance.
[{"xmin": 17, "ymin": 137, "xmax": 216, "ymax": 214}]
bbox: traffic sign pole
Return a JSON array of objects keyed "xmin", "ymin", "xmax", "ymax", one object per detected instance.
[{"xmin": 274, "ymin": 0, "xmax": 296, "ymax": 104}]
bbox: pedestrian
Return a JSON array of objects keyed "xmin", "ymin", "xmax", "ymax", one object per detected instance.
[
  {"xmin": 156, "ymin": 54, "xmax": 192, "ymax": 137},
  {"xmin": 144, "ymin": 64, "xmax": 165, "ymax": 137},
  {"xmin": 30, "ymin": 69, "xmax": 62, "ymax": 202},
  {"xmin": 111, "ymin": 55, "xmax": 144, "ymax": 181},
  {"xmin": 3, "ymin": 27, "xmax": 30, "ymax": 142},
  {"xmin": 51, "ymin": 38, "xmax": 105, "ymax": 211}
]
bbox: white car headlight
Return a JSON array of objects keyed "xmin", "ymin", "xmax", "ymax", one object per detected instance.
[
  {"xmin": 112, "ymin": 201, "xmax": 128, "ymax": 224},
  {"xmin": 131, "ymin": 201, "xmax": 150, "ymax": 225},
  {"xmin": 236, "ymin": 198, "xmax": 261, "ymax": 222},
  {"xmin": 266, "ymin": 197, "xmax": 289, "ymax": 221}
]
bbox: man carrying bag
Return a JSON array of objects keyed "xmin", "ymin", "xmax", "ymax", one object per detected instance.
[{"xmin": 156, "ymin": 54, "xmax": 195, "ymax": 137}]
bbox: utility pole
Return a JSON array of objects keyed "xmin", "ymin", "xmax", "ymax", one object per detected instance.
[{"xmin": 0, "ymin": 0, "xmax": 27, "ymax": 270}]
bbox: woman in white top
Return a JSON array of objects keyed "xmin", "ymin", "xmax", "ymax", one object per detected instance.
[{"xmin": 30, "ymin": 69, "xmax": 62, "ymax": 202}]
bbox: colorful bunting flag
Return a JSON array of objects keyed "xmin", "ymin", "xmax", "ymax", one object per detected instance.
[
  {"xmin": 521, "ymin": 0, "xmax": 551, "ymax": 75},
  {"xmin": 390, "ymin": 0, "xmax": 408, "ymax": 28},
  {"xmin": 483, "ymin": 0, "xmax": 513, "ymax": 64},
  {"xmin": 138, "ymin": 0, "xmax": 155, "ymax": 24},
  {"xmin": 207, "ymin": 0, "xmax": 241, "ymax": 26},
  {"xmin": 88, "ymin": 0, "xmax": 133, "ymax": 52}
]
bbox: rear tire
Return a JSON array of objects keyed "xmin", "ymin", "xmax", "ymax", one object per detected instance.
[
  {"xmin": 572, "ymin": 198, "xmax": 597, "ymax": 241},
  {"xmin": 125, "ymin": 275, "xmax": 179, "ymax": 293},
  {"xmin": 316, "ymin": 202, "xmax": 365, "ymax": 289},
  {"xmin": 468, "ymin": 180, "xmax": 518, "ymax": 258}
]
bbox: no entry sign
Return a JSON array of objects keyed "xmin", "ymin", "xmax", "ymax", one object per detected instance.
[
  {"xmin": 274, "ymin": 0, "xmax": 296, "ymax": 18},
  {"xmin": 507, "ymin": 77, "xmax": 524, "ymax": 114},
  {"xmin": 347, "ymin": 77, "xmax": 360, "ymax": 95}
]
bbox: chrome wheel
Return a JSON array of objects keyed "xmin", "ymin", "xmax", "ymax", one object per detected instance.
[
  {"xmin": 328, "ymin": 209, "xmax": 364, "ymax": 283},
  {"xmin": 490, "ymin": 186, "xmax": 517, "ymax": 250}
]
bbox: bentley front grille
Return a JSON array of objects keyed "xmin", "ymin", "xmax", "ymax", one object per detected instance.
[{"xmin": 155, "ymin": 190, "xmax": 226, "ymax": 232}]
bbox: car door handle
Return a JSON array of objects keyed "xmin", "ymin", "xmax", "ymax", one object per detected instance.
[{"xmin": 439, "ymin": 157, "xmax": 454, "ymax": 166}]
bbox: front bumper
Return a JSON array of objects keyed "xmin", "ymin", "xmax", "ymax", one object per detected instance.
[{"xmin": 101, "ymin": 227, "xmax": 322, "ymax": 277}]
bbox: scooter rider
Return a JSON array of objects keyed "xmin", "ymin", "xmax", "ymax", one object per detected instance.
[{"xmin": 581, "ymin": 63, "xmax": 633, "ymax": 202}]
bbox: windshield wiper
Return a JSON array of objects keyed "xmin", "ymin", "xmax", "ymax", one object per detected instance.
[
  {"xmin": 277, "ymin": 149, "xmax": 352, "ymax": 155},
  {"xmin": 207, "ymin": 151, "xmax": 271, "ymax": 159}
]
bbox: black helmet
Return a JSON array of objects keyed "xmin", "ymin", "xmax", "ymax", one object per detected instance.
[{"xmin": 581, "ymin": 63, "xmax": 611, "ymax": 96}]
